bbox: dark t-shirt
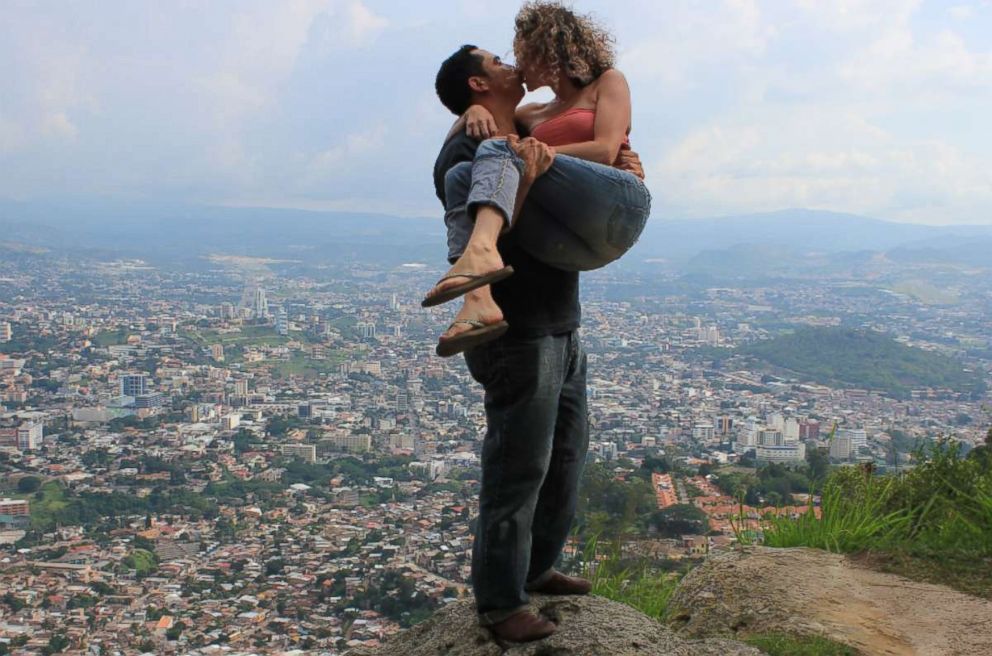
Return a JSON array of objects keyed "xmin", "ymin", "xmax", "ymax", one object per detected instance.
[{"xmin": 433, "ymin": 132, "xmax": 580, "ymax": 337}]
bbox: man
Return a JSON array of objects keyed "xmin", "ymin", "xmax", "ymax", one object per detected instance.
[{"xmin": 431, "ymin": 45, "xmax": 644, "ymax": 643}]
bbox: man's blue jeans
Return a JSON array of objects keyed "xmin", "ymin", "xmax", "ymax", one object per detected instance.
[
  {"xmin": 443, "ymin": 138, "xmax": 652, "ymax": 268},
  {"xmin": 463, "ymin": 330, "xmax": 589, "ymax": 626}
]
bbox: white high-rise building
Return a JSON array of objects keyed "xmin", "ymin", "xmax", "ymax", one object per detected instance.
[
  {"xmin": 241, "ymin": 281, "xmax": 269, "ymax": 319},
  {"xmin": 783, "ymin": 418, "xmax": 801, "ymax": 443},
  {"xmin": 768, "ymin": 413, "xmax": 785, "ymax": 431},
  {"xmin": 838, "ymin": 428, "xmax": 868, "ymax": 455},
  {"xmin": 830, "ymin": 433, "xmax": 853, "ymax": 460},
  {"xmin": 740, "ymin": 417, "xmax": 760, "ymax": 447},
  {"xmin": 17, "ymin": 423, "xmax": 43, "ymax": 450},
  {"xmin": 120, "ymin": 374, "xmax": 149, "ymax": 397},
  {"xmin": 758, "ymin": 429, "xmax": 784, "ymax": 447},
  {"xmin": 756, "ymin": 442, "xmax": 806, "ymax": 464},
  {"xmin": 252, "ymin": 286, "xmax": 269, "ymax": 319},
  {"xmin": 692, "ymin": 423, "xmax": 715, "ymax": 441},
  {"xmin": 276, "ymin": 307, "xmax": 288, "ymax": 336},
  {"xmin": 280, "ymin": 443, "xmax": 316, "ymax": 463}
]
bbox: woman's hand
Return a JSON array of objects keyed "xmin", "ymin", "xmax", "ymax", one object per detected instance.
[{"xmin": 465, "ymin": 104, "xmax": 497, "ymax": 140}]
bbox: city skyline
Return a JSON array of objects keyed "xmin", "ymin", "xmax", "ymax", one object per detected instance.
[{"xmin": 1, "ymin": 242, "xmax": 989, "ymax": 652}]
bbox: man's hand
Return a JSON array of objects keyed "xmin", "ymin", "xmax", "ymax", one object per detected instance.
[
  {"xmin": 507, "ymin": 134, "xmax": 555, "ymax": 182},
  {"xmin": 465, "ymin": 105, "xmax": 497, "ymax": 140},
  {"xmin": 613, "ymin": 148, "xmax": 645, "ymax": 180}
]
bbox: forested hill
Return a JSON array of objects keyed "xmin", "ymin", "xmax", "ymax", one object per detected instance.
[{"xmin": 737, "ymin": 327, "xmax": 987, "ymax": 399}]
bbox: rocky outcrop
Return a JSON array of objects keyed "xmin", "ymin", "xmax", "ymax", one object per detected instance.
[
  {"xmin": 349, "ymin": 593, "xmax": 762, "ymax": 656},
  {"xmin": 668, "ymin": 546, "xmax": 992, "ymax": 656}
]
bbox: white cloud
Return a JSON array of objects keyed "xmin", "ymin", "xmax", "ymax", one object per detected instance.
[
  {"xmin": 652, "ymin": 107, "xmax": 992, "ymax": 223},
  {"xmin": 793, "ymin": 0, "xmax": 920, "ymax": 32},
  {"xmin": 0, "ymin": 114, "xmax": 28, "ymax": 153},
  {"xmin": 838, "ymin": 26, "xmax": 992, "ymax": 93},
  {"xmin": 1, "ymin": 0, "xmax": 990, "ymax": 224},
  {"xmin": 620, "ymin": 0, "xmax": 775, "ymax": 89},
  {"xmin": 300, "ymin": 124, "xmax": 388, "ymax": 189},
  {"xmin": 949, "ymin": 4, "xmax": 974, "ymax": 19},
  {"xmin": 40, "ymin": 112, "xmax": 78, "ymax": 140},
  {"xmin": 346, "ymin": 1, "xmax": 389, "ymax": 45}
]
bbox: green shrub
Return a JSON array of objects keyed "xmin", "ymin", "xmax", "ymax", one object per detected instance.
[
  {"xmin": 743, "ymin": 632, "xmax": 859, "ymax": 655},
  {"xmin": 763, "ymin": 469, "xmax": 910, "ymax": 552},
  {"xmin": 575, "ymin": 533, "xmax": 681, "ymax": 620},
  {"xmin": 760, "ymin": 437, "xmax": 992, "ymax": 559}
]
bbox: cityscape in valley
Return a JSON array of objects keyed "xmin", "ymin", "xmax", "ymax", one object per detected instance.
[{"xmin": 1, "ymin": 208, "xmax": 990, "ymax": 654}]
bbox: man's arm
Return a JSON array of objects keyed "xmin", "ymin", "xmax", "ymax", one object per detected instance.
[
  {"xmin": 614, "ymin": 149, "xmax": 645, "ymax": 179},
  {"xmin": 444, "ymin": 115, "xmax": 468, "ymax": 142}
]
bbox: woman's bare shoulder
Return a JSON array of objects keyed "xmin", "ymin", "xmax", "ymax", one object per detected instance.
[
  {"xmin": 516, "ymin": 102, "xmax": 547, "ymax": 117},
  {"xmin": 595, "ymin": 68, "xmax": 628, "ymax": 87},
  {"xmin": 514, "ymin": 102, "xmax": 548, "ymax": 127}
]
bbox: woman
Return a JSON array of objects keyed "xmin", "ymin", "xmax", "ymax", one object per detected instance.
[{"xmin": 425, "ymin": 1, "xmax": 651, "ymax": 356}]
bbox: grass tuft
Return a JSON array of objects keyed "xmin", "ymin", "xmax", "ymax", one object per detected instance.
[
  {"xmin": 743, "ymin": 632, "xmax": 860, "ymax": 655},
  {"xmin": 573, "ymin": 533, "xmax": 681, "ymax": 620}
]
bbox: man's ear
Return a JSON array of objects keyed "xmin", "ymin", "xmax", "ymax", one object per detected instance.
[{"xmin": 467, "ymin": 75, "xmax": 489, "ymax": 93}]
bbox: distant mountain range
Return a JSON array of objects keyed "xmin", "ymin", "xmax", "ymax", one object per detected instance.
[{"xmin": 1, "ymin": 199, "xmax": 990, "ymax": 273}]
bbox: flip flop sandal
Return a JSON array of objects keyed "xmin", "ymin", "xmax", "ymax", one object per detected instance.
[
  {"xmin": 421, "ymin": 266, "xmax": 514, "ymax": 308},
  {"xmin": 435, "ymin": 319, "xmax": 509, "ymax": 357}
]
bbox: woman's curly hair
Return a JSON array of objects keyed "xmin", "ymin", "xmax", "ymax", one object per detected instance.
[{"xmin": 513, "ymin": 1, "xmax": 616, "ymax": 87}]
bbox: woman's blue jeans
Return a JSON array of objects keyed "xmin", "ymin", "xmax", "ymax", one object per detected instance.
[{"xmin": 443, "ymin": 137, "xmax": 652, "ymax": 269}]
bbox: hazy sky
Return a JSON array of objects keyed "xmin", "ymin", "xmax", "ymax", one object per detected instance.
[{"xmin": 2, "ymin": 0, "xmax": 990, "ymax": 224}]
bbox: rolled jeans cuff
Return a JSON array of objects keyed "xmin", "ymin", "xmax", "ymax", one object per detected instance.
[
  {"xmin": 466, "ymin": 138, "xmax": 525, "ymax": 233},
  {"xmin": 477, "ymin": 603, "xmax": 532, "ymax": 627}
]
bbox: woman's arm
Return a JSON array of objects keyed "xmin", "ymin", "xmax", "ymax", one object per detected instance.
[{"xmin": 550, "ymin": 69, "xmax": 631, "ymax": 165}]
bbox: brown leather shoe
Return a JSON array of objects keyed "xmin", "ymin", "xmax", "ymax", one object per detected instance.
[
  {"xmin": 488, "ymin": 609, "xmax": 556, "ymax": 642},
  {"xmin": 527, "ymin": 571, "xmax": 592, "ymax": 595}
]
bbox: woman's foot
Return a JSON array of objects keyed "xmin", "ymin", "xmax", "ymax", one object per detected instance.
[
  {"xmin": 423, "ymin": 243, "xmax": 508, "ymax": 306},
  {"xmin": 440, "ymin": 286, "xmax": 504, "ymax": 341}
]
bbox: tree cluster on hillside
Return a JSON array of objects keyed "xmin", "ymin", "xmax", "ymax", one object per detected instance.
[
  {"xmin": 337, "ymin": 570, "xmax": 439, "ymax": 627},
  {"xmin": 575, "ymin": 462, "xmax": 656, "ymax": 540},
  {"xmin": 714, "ymin": 461, "xmax": 815, "ymax": 507},
  {"xmin": 738, "ymin": 327, "xmax": 986, "ymax": 399}
]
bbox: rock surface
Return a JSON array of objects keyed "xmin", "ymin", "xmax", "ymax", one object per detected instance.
[
  {"xmin": 349, "ymin": 593, "xmax": 762, "ymax": 656},
  {"xmin": 668, "ymin": 546, "xmax": 992, "ymax": 656}
]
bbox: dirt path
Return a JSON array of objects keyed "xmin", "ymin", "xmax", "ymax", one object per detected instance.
[{"xmin": 667, "ymin": 547, "xmax": 992, "ymax": 655}]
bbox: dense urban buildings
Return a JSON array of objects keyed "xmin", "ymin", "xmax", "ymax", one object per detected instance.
[{"xmin": 0, "ymin": 247, "xmax": 989, "ymax": 655}]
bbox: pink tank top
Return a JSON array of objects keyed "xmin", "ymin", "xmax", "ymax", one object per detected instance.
[{"xmin": 529, "ymin": 107, "xmax": 631, "ymax": 150}]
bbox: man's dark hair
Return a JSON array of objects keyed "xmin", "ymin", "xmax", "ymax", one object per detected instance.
[{"xmin": 435, "ymin": 44, "xmax": 486, "ymax": 115}]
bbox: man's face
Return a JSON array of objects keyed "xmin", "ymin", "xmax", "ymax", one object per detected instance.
[{"xmin": 471, "ymin": 49, "xmax": 525, "ymax": 104}]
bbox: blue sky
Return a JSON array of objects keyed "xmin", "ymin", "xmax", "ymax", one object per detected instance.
[{"xmin": 1, "ymin": 0, "xmax": 990, "ymax": 224}]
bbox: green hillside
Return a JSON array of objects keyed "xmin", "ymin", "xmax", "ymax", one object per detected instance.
[{"xmin": 739, "ymin": 327, "xmax": 986, "ymax": 399}]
